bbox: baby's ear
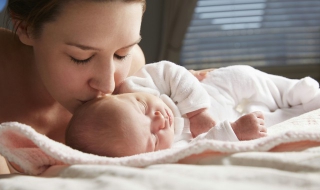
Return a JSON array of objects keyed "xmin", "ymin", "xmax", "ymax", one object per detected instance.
[{"xmin": 12, "ymin": 19, "xmax": 34, "ymax": 46}]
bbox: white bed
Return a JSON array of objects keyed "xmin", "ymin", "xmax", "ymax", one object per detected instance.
[{"xmin": 0, "ymin": 108, "xmax": 320, "ymax": 190}]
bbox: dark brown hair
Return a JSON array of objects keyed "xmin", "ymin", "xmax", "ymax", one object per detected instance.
[
  {"xmin": 7, "ymin": 0, "xmax": 146, "ymax": 37},
  {"xmin": 66, "ymin": 97, "xmax": 130, "ymax": 157}
]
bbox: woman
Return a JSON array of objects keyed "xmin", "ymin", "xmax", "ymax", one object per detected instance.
[
  {"xmin": 0, "ymin": 0, "xmax": 146, "ymax": 174},
  {"xmin": 0, "ymin": 0, "xmax": 209, "ymax": 174}
]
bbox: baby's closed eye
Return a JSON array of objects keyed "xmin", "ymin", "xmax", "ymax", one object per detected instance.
[{"xmin": 137, "ymin": 99, "xmax": 147, "ymax": 114}]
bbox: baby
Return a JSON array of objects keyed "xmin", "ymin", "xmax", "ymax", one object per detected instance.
[
  {"xmin": 66, "ymin": 61, "xmax": 320, "ymax": 157},
  {"xmin": 66, "ymin": 92, "xmax": 266, "ymax": 157}
]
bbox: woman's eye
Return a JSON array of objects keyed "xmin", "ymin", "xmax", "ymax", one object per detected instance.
[
  {"xmin": 70, "ymin": 56, "xmax": 93, "ymax": 64},
  {"xmin": 114, "ymin": 54, "xmax": 129, "ymax": 61}
]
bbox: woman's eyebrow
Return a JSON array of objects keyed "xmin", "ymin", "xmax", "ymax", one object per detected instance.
[
  {"xmin": 120, "ymin": 36, "xmax": 142, "ymax": 50},
  {"xmin": 65, "ymin": 36, "xmax": 142, "ymax": 51},
  {"xmin": 65, "ymin": 42, "xmax": 101, "ymax": 51}
]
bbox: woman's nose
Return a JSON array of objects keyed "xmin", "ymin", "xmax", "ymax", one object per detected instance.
[
  {"xmin": 151, "ymin": 111, "xmax": 165, "ymax": 132},
  {"xmin": 88, "ymin": 61, "xmax": 116, "ymax": 94}
]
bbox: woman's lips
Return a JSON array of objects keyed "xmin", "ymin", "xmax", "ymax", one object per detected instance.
[{"xmin": 80, "ymin": 100, "xmax": 87, "ymax": 104}]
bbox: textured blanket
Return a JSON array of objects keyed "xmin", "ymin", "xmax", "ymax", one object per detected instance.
[{"xmin": 1, "ymin": 109, "xmax": 320, "ymax": 175}]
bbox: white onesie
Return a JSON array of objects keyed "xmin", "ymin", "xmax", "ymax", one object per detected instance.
[{"xmin": 119, "ymin": 61, "xmax": 320, "ymax": 147}]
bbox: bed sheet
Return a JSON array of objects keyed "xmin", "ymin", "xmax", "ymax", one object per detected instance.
[{"xmin": 1, "ymin": 162, "xmax": 320, "ymax": 190}]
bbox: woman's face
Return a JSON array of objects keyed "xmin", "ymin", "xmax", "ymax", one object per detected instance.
[{"xmin": 29, "ymin": 1, "xmax": 143, "ymax": 113}]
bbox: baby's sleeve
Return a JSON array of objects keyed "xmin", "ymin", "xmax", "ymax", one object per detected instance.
[
  {"xmin": 120, "ymin": 61, "xmax": 211, "ymax": 114},
  {"xmin": 192, "ymin": 121, "xmax": 239, "ymax": 142}
]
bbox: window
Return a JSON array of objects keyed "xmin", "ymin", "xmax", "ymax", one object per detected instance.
[
  {"xmin": 181, "ymin": 0, "xmax": 320, "ymax": 73},
  {"xmin": 0, "ymin": 0, "xmax": 6, "ymax": 12}
]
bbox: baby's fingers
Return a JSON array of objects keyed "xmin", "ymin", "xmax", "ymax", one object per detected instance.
[
  {"xmin": 257, "ymin": 125, "xmax": 267, "ymax": 138},
  {"xmin": 259, "ymin": 124, "xmax": 267, "ymax": 133},
  {"xmin": 252, "ymin": 111, "xmax": 264, "ymax": 119},
  {"xmin": 189, "ymin": 69, "xmax": 215, "ymax": 81},
  {"xmin": 258, "ymin": 131, "xmax": 268, "ymax": 138}
]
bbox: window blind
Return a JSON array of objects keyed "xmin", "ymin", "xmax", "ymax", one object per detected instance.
[{"xmin": 180, "ymin": 0, "xmax": 320, "ymax": 70}]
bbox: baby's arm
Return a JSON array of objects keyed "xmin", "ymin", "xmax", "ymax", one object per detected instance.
[
  {"xmin": 231, "ymin": 111, "xmax": 267, "ymax": 140},
  {"xmin": 0, "ymin": 155, "xmax": 9, "ymax": 174},
  {"xmin": 187, "ymin": 108, "xmax": 216, "ymax": 138}
]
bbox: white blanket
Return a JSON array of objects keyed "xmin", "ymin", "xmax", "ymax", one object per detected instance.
[
  {"xmin": 1, "ymin": 109, "xmax": 320, "ymax": 176},
  {"xmin": 0, "ymin": 109, "xmax": 320, "ymax": 190}
]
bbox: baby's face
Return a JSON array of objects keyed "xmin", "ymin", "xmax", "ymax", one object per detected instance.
[{"xmin": 96, "ymin": 92, "xmax": 175, "ymax": 155}]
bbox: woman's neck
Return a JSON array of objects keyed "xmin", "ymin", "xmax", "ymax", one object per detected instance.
[{"xmin": 0, "ymin": 28, "xmax": 72, "ymax": 143}]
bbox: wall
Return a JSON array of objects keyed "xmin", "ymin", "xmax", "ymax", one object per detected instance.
[{"xmin": 139, "ymin": 0, "xmax": 163, "ymax": 63}]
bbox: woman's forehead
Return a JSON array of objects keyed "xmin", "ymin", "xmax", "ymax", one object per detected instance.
[{"xmin": 42, "ymin": 1, "xmax": 142, "ymax": 48}]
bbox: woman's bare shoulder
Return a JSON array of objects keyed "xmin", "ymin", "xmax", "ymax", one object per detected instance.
[
  {"xmin": 0, "ymin": 28, "xmax": 17, "ymax": 55},
  {"xmin": 0, "ymin": 27, "xmax": 15, "ymax": 42},
  {"xmin": 0, "ymin": 28, "xmax": 27, "ymax": 65}
]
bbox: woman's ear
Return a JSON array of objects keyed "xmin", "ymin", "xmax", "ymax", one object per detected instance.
[{"xmin": 12, "ymin": 19, "xmax": 34, "ymax": 46}]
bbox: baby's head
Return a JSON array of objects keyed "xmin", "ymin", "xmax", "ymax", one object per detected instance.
[{"xmin": 66, "ymin": 92, "xmax": 175, "ymax": 157}]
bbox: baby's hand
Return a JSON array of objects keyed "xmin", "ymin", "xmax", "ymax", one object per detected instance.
[
  {"xmin": 231, "ymin": 111, "xmax": 267, "ymax": 141},
  {"xmin": 187, "ymin": 108, "xmax": 216, "ymax": 137},
  {"xmin": 189, "ymin": 68, "xmax": 215, "ymax": 81}
]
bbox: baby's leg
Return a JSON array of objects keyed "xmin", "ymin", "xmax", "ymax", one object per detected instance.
[
  {"xmin": 203, "ymin": 65, "xmax": 282, "ymax": 111},
  {"xmin": 203, "ymin": 65, "xmax": 320, "ymax": 111},
  {"xmin": 268, "ymin": 75, "xmax": 320, "ymax": 108},
  {"xmin": 287, "ymin": 78, "xmax": 320, "ymax": 112}
]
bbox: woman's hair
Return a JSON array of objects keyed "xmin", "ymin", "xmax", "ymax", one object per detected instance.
[{"xmin": 7, "ymin": 0, "xmax": 146, "ymax": 37}]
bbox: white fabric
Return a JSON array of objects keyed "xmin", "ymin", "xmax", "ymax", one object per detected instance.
[
  {"xmin": 2, "ymin": 164, "xmax": 320, "ymax": 190},
  {"xmin": 201, "ymin": 64, "xmax": 320, "ymax": 126},
  {"xmin": 120, "ymin": 61, "xmax": 320, "ymax": 143},
  {"xmin": 119, "ymin": 61, "xmax": 211, "ymax": 115},
  {"xmin": 194, "ymin": 120, "xmax": 239, "ymax": 142},
  {"xmin": 1, "ymin": 108, "xmax": 320, "ymax": 190},
  {"xmin": 1, "ymin": 109, "xmax": 320, "ymax": 176}
]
